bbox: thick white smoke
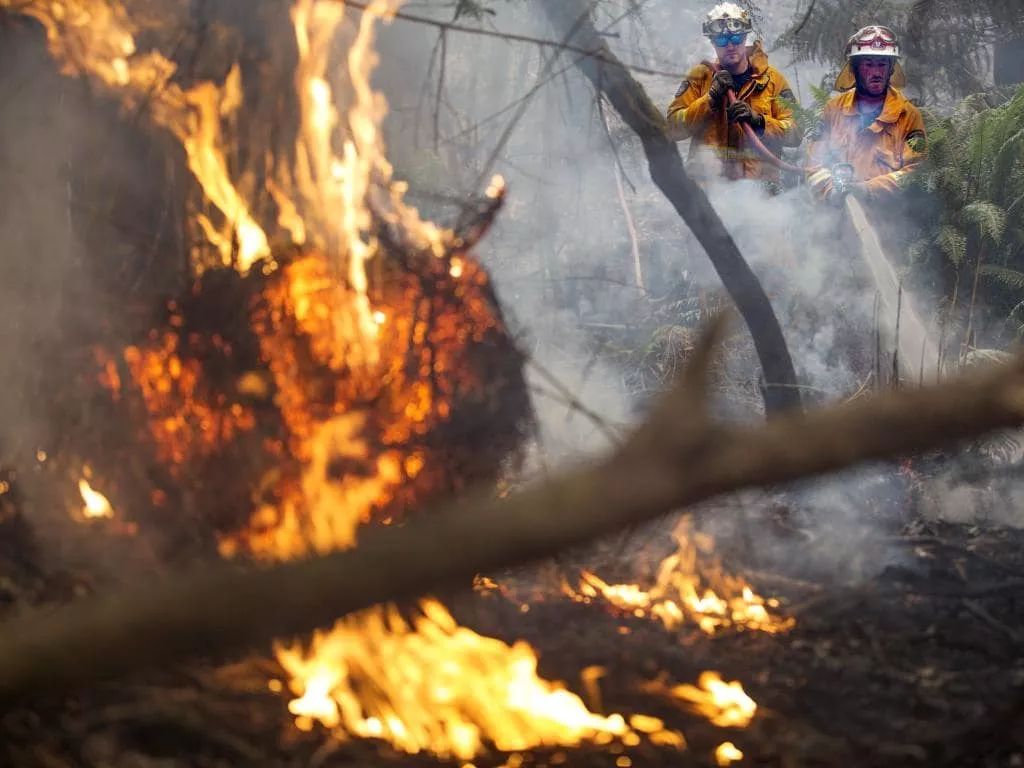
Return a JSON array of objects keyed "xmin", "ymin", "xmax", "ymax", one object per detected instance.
[{"xmin": 373, "ymin": 1, "xmax": 1023, "ymax": 533}]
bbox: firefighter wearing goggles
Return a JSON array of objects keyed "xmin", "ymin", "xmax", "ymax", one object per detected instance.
[
  {"xmin": 667, "ymin": 2, "xmax": 802, "ymax": 182},
  {"xmin": 807, "ymin": 25, "xmax": 927, "ymax": 202}
]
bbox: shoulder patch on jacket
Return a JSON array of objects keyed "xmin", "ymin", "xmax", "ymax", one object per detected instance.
[
  {"xmin": 674, "ymin": 80, "xmax": 690, "ymax": 99},
  {"xmin": 778, "ymin": 88, "xmax": 796, "ymax": 103}
]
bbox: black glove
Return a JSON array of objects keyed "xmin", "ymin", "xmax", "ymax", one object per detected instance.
[
  {"xmin": 707, "ymin": 70, "xmax": 734, "ymax": 108},
  {"xmin": 727, "ymin": 100, "xmax": 766, "ymax": 131}
]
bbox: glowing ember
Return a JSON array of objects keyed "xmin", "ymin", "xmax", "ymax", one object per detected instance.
[
  {"xmin": 568, "ymin": 522, "xmax": 794, "ymax": 635},
  {"xmin": 715, "ymin": 741, "xmax": 744, "ymax": 766},
  {"xmin": 276, "ymin": 599, "xmax": 680, "ymax": 759},
  {"xmin": 116, "ymin": 333, "xmax": 256, "ymax": 467},
  {"xmin": 78, "ymin": 478, "xmax": 114, "ymax": 519},
  {"xmin": 666, "ymin": 672, "xmax": 757, "ymax": 729}
]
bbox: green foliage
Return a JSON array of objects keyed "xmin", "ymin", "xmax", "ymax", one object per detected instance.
[
  {"xmin": 782, "ymin": 83, "xmax": 831, "ymax": 138},
  {"xmin": 908, "ymin": 83, "xmax": 1024, "ymax": 330}
]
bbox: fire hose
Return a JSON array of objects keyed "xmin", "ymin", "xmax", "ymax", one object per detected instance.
[
  {"xmin": 703, "ymin": 61, "xmax": 812, "ymax": 176},
  {"xmin": 721, "ymin": 83, "xmax": 855, "ymax": 198},
  {"xmin": 723, "ymin": 88, "xmax": 808, "ymax": 175}
]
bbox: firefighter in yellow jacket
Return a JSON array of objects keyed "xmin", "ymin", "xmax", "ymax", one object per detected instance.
[
  {"xmin": 807, "ymin": 25, "xmax": 927, "ymax": 202},
  {"xmin": 667, "ymin": 3, "xmax": 802, "ymax": 182}
]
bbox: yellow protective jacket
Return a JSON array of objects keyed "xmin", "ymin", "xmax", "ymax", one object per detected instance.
[
  {"xmin": 807, "ymin": 87, "xmax": 927, "ymax": 199},
  {"xmin": 666, "ymin": 42, "xmax": 802, "ymax": 181}
]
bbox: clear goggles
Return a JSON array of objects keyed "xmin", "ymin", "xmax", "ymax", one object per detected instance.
[
  {"xmin": 703, "ymin": 17, "xmax": 751, "ymax": 36},
  {"xmin": 851, "ymin": 26, "xmax": 898, "ymax": 52}
]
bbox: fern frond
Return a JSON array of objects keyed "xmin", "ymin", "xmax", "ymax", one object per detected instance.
[
  {"xmin": 962, "ymin": 201, "xmax": 1008, "ymax": 246},
  {"xmin": 980, "ymin": 264, "xmax": 1024, "ymax": 289},
  {"xmin": 936, "ymin": 226, "xmax": 968, "ymax": 267}
]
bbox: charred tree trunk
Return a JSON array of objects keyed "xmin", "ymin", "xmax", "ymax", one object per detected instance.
[{"xmin": 540, "ymin": 0, "xmax": 802, "ymax": 415}]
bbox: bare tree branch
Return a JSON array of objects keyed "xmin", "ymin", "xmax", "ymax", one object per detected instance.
[
  {"xmin": 2, "ymin": 319, "xmax": 1024, "ymax": 705},
  {"xmin": 337, "ymin": 0, "xmax": 681, "ymax": 79}
]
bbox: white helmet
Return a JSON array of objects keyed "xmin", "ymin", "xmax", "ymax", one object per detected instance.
[
  {"xmin": 835, "ymin": 24, "xmax": 907, "ymax": 90},
  {"xmin": 846, "ymin": 25, "xmax": 901, "ymax": 59},
  {"xmin": 702, "ymin": 3, "xmax": 753, "ymax": 37}
]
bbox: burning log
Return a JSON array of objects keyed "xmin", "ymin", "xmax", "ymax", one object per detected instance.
[{"xmin": 3, "ymin": 318, "xmax": 1024, "ymax": 704}]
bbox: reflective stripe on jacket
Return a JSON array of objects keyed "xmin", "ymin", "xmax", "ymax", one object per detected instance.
[{"xmin": 666, "ymin": 42, "xmax": 802, "ymax": 182}]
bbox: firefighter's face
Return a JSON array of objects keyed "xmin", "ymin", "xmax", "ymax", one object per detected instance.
[
  {"xmin": 854, "ymin": 57, "xmax": 892, "ymax": 97},
  {"xmin": 713, "ymin": 34, "xmax": 748, "ymax": 67}
]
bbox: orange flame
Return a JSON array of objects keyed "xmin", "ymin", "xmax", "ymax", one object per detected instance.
[
  {"xmin": 19, "ymin": 0, "xmax": 755, "ymax": 760},
  {"xmin": 276, "ymin": 598, "xmax": 686, "ymax": 759},
  {"xmin": 667, "ymin": 672, "xmax": 757, "ymax": 729},
  {"xmin": 568, "ymin": 522, "xmax": 794, "ymax": 635},
  {"xmin": 4, "ymin": 0, "xmax": 271, "ymax": 271},
  {"xmin": 715, "ymin": 741, "xmax": 744, "ymax": 766},
  {"xmin": 117, "ymin": 332, "xmax": 256, "ymax": 467}
]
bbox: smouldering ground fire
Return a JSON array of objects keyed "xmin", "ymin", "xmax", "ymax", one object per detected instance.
[
  {"xmin": 565, "ymin": 521, "xmax": 794, "ymax": 635},
  {"xmin": 10, "ymin": 0, "xmax": 794, "ymax": 761}
]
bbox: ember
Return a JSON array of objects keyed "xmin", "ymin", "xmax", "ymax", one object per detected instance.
[
  {"xmin": 715, "ymin": 741, "xmax": 744, "ymax": 766},
  {"xmin": 78, "ymin": 477, "xmax": 114, "ymax": 520},
  {"xmin": 660, "ymin": 672, "xmax": 758, "ymax": 728}
]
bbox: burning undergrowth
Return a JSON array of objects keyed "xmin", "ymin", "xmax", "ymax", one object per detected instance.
[
  {"xmin": 86, "ymin": 235, "xmax": 529, "ymax": 558},
  {"xmin": 0, "ymin": 0, "xmax": 786, "ymax": 763},
  {"xmin": 3, "ymin": 1, "xmax": 1022, "ymax": 767}
]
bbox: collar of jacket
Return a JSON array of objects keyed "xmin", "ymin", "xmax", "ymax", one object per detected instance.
[
  {"xmin": 747, "ymin": 41, "xmax": 770, "ymax": 81},
  {"xmin": 838, "ymin": 87, "xmax": 910, "ymax": 132}
]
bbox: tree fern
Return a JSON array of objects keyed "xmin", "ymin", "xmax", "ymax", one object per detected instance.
[{"xmin": 909, "ymin": 83, "xmax": 1024, "ymax": 340}]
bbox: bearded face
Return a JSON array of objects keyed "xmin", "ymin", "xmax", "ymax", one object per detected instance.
[{"xmin": 854, "ymin": 56, "xmax": 893, "ymax": 97}]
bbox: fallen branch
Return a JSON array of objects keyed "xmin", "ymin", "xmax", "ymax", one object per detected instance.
[
  {"xmin": 540, "ymin": 0, "xmax": 802, "ymax": 414},
  {"xmin": 2, "ymin": 319, "xmax": 1024, "ymax": 703}
]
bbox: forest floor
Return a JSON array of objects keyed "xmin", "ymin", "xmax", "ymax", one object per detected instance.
[{"xmin": 4, "ymin": 490, "xmax": 1023, "ymax": 768}]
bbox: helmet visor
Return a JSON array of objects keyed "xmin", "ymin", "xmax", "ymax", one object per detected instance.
[
  {"xmin": 849, "ymin": 26, "xmax": 899, "ymax": 57},
  {"xmin": 704, "ymin": 17, "xmax": 751, "ymax": 36}
]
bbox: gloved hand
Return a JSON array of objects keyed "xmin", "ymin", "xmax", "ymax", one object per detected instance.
[
  {"xmin": 727, "ymin": 101, "xmax": 766, "ymax": 131},
  {"xmin": 707, "ymin": 69, "xmax": 734, "ymax": 108},
  {"xmin": 807, "ymin": 167, "xmax": 835, "ymax": 204}
]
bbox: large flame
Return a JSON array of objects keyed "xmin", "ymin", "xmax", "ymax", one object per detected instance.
[
  {"xmin": 568, "ymin": 522, "xmax": 794, "ymax": 635},
  {"xmin": 16, "ymin": 0, "xmax": 758, "ymax": 760},
  {"xmin": 6, "ymin": 0, "xmax": 271, "ymax": 271},
  {"xmin": 275, "ymin": 598, "xmax": 687, "ymax": 760}
]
